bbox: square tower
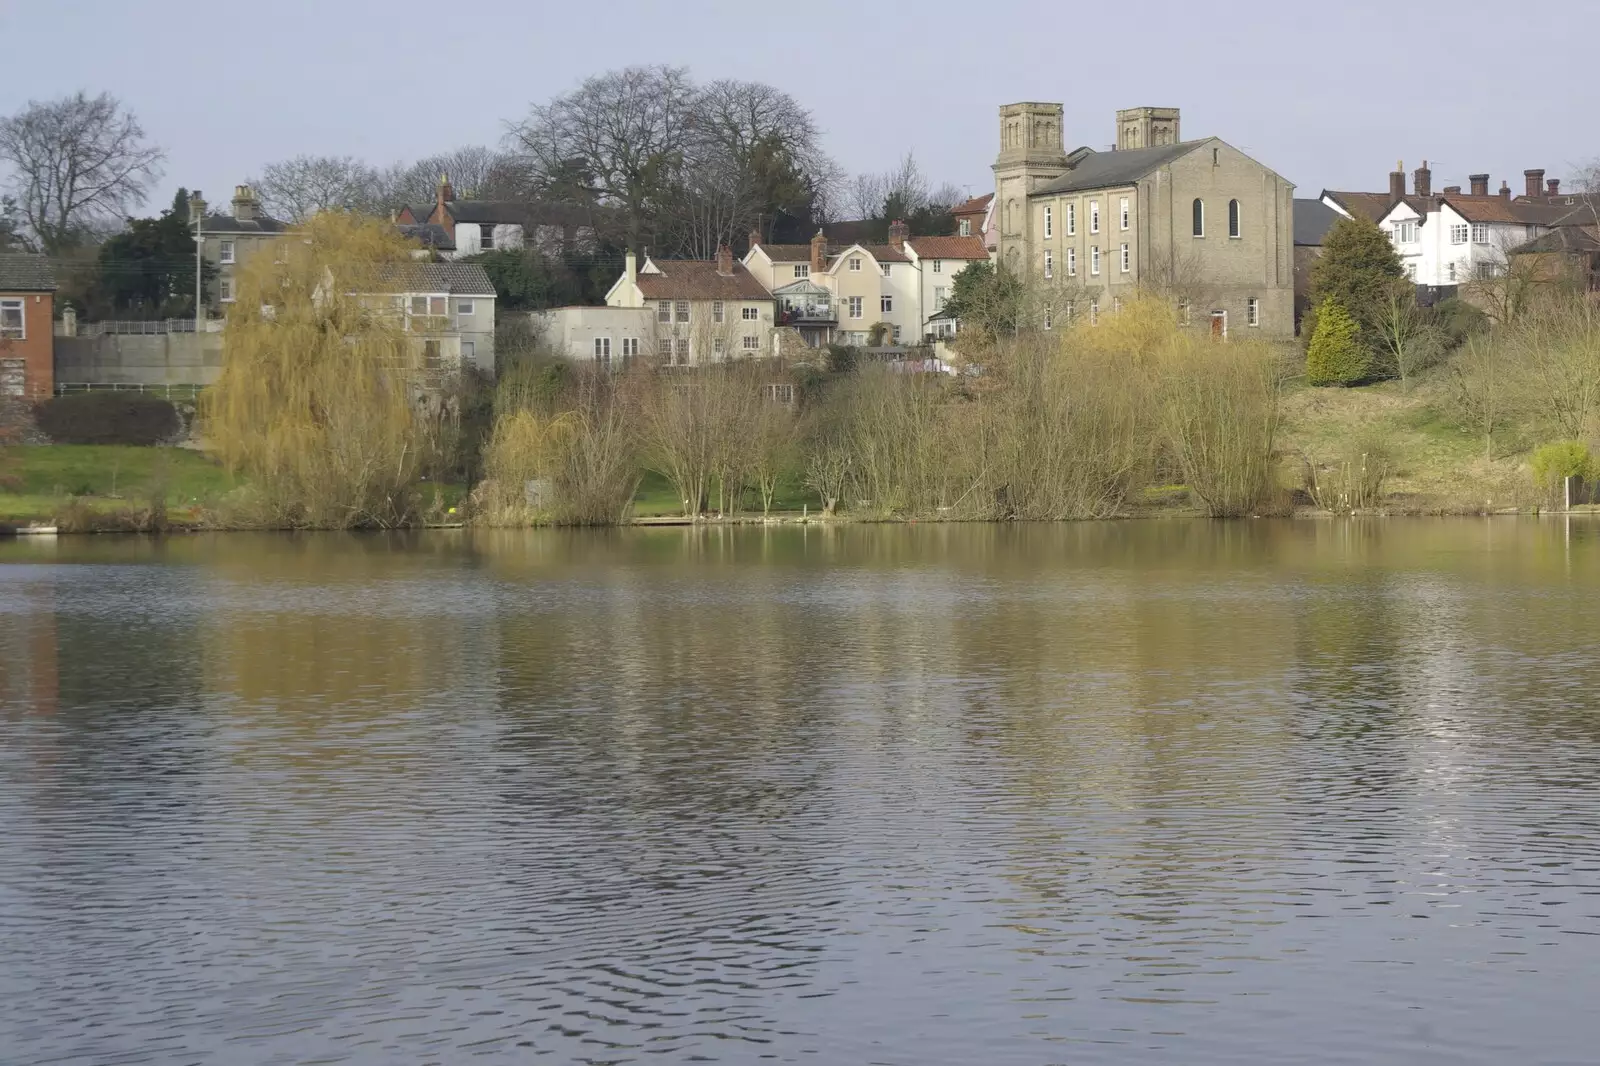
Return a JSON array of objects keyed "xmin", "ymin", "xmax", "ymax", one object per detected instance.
[
  {"xmin": 1116, "ymin": 107, "xmax": 1181, "ymax": 150},
  {"xmin": 992, "ymin": 102, "xmax": 1070, "ymax": 271}
]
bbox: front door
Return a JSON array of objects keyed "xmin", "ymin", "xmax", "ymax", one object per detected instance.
[{"xmin": 1210, "ymin": 311, "xmax": 1227, "ymax": 339}]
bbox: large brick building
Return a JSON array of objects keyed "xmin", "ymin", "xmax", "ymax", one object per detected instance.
[{"xmin": 0, "ymin": 254, "xmax": 56, "ymax": 398}]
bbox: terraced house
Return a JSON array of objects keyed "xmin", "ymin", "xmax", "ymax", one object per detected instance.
[{"xmin": 993, "ymin": 103, "xmax": 1295, "ymax": 337}]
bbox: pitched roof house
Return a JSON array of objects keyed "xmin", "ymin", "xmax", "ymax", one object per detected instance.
[
  {"xmin": 596, "ymin": 247, "xmax": 778, "ymax": 366},
  {"xmin": 0, "ymin": 253, "xmax": 56, "ymax": 398},
  {"xmin": 399, "ymin": 176, "xmax": 600, "ymax": 260},
  {"xmin": 189, "ymin": 185, "xmax": 290, "ymax": 309}
]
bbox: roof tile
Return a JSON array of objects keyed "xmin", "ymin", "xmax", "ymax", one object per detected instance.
[
  {"xmin": 636, "ymin": 260, "xmax": 773, "ymax": 301},
  {"xmin": 903, "ymin": 235, "xmax": 990, "ymax": 260},
  {"xmin": 0, "ymin": 253, "xmax": 56, "ymax": 291}
]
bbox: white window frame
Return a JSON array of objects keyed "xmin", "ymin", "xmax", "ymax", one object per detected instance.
[
  {"xmin": 1089, "ymin": 299, "xmax": 1099, "ymax": 325},
  {"xmin": 1066, "ymin": 202, "xmax": 1076, "ymax": 236},
  {"xmin": 674, "ymin": 338, "xmax": 690, "ymax": 364},
  {"xmin": 1090, "ymin": 245, "xmax": 1100, "ymax": 276},
  {"xmin": 622, "ymin": 337, "xmax": 639, "ymax": 359},
  {"xmin": 959, "ymin": 218, "xmax": 971, "ymax": 236},
  {"xmin": 1179, "ymin": 301, "xmax": 1191, "ymax": 326},
  {"xmin": 1043, "ymin": 306, "xmax": 1053, "ymax": 330},
  {"xmin": 1112, "ymin": 296, "xmax": 1122, "ymax": 314},
  {"xmin": 675, "ymin": 301, "xmax": 690, "ymax": 323},
  {"xmin": 219, "ymin": 239, "xmax": 235, "ymax": 264},
  {"xmin": 933, "ymin": 286, "xmax": 947, "ymax": 311},
  {"xmin": 1066, "ymin": 247, "xmax": 1076, "ymax": 276},
  {"xmin": 1090, "ymin": 200, "xmax": 1100, "ymax": 234},
  {"xmin": 741, "ymin": 306, "xmax": 759, "ymax": 321},
  {"xmin": 713, "ymin": 337, "xmax": 726, "ymax": 356},
  {"xmin": 848, "ymin": 296, "xmax": 863, "ymax": 319},
  {"xmin": 657, "ymin": 300, "xmax": 672, "ymax": 322},
  {"xmin": 1246, "ymin": 297, "xmax": 1260, "ymax": 327},
  {"xmin": 880, "ymin": 294, "xmax": 893, "ymax": 314},
  {"xmin": 1044, "ymin": 250, "xmax": 1053, "ymax": 279},
  {"xmin": 1119, "ymin": 197, "xmax": 1130, "ymax": 231},
  {"xmin": 880, "ymin": 262, "xmax": 892, "ymax": 277},
  {"xmin": 456, "ymin": 299, "xmax": 474, "ymax": 316},
  {"xmin": 849, "ymin": 256, "xmax": 862, "ymax": 272},
  {"xmin": 764, "ymin": 383, "xmax": 794, "ymax": 405},
  {"xmin": 794, "ymin": 264, "xmax": 809, "ymax": 278},
  {"xmin": 1044, "ymin": 205, "xmax": 1053, "ymax": 239},
  {"xmin": 1228, "ymin": 199, "xmax": 1242, "ymax": 239},
  {"xmin": 1450, "ymin": 224, "xmax": 1469, "ymax": 245},
  {"xmin": 1193, "ymin": 199, "xmax": 1205, "ymax": 237},
  {"xmin": 932, "ymin": 259, "xmax": 942, "ymax": 273},
  {"xmin": 462, "ymin": 339, "xmax": 475, "ymax": 362},
  {"xmin": 1120, "ymin": 243, "xmax": 1130, "ymax": 273},
  {"xmin": 219, "ymin": 276, "xmax": 235, "ymax": 303},
  {"xmin": 593, "ymin": 337, "xmax": 611, "ymax": 363},
  {"xmin": 1447, "ymin": 262, "xmax": 1457, "ymax": 283},
  {"xmin": 713, "ymin": 300, "xmax": 724, "ymax": 323},
  {"xmin": 742, "ymin": 335, "xmax": 760, "ymax": 351},
  {"xmin": 0, "ymin": 298, "xmax": 24, "ymax": 340},
  {"xmin": 1471, "ymin": 223, "xmax": 1490, "ymax": 245}
]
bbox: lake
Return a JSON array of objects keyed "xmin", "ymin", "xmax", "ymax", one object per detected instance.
[{"xmin": 3, "ymin": 521, "xmax": 1600, "ymax": 1065}]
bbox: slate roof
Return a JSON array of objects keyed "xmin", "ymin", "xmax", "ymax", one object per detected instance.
[
  {"xmin": 635, "ymin": 259, "xmax": 772, "ymax": 301},
  {"xmin": 1322, "ymin": 191, "xmax": 1392, "ymax": 224},
  {"xmin": 201, "ymin": 212, "xmax": 290, "ymax": 234},
  {"xmin": 858, "ymin": 243, "xmax": 909, "ymax": 264},
  {"xmin": 1031, "ymin": 140, "xmax": 1203, "ymax": 196},
  {"xmin": 754, "ymin": 243, "xmax": 815, "ymax": 262},
  {"xmin": 1509, "ymin": 225, "xmax": 1600, "ymax": 255},
  {"xmin": 1293, "ymin": 198, "xmax": 1340, "ymax": 246},
  {"xmin": 904, "ymin": 235, "xmax": 990, "ymax": 259},
  {"xmin": 397, "ymin": 222, "xmax": 456, "ymax": 250},
  {"xmin": 1441, "ymin": 196, "xmax": 1576, "ymax": 226},
  {"xmin": 445, "ymin": 200, "xmax": 596, "ymax": 228},
  {"xmin": 371, "ymin": 261, "xmax": 497, "ymax": 296},
  {"xmin": 0, "ymin": 253, "xmax": 56, "ymax": 291}
]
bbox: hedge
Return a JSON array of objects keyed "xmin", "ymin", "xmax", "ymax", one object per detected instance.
[{"xmin": 34, "ymin": 392, "xmax": 181, "ymax": 446}]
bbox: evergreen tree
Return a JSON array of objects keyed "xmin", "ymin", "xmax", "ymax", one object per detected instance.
[
  {"xmin": 88, "ymin": 188, "xmax": 210, "ymax": 318},
  {"xmin": 1306, "ymin": 297, "xmax": 1368, "ymax": 386},
  {"xmin": 1305, "ymin": 215, "xmax": 1405, "ymax": 353}
]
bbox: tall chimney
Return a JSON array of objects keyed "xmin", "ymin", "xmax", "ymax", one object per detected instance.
[
  {"xmin": 748, "ymin": 228, "xmax": 762, "ymax": 251},
  {"xmin": 1548, "ymin": 178, "xmax": 1561, "ymax": 197},
  {"xmin": 188, "ymin": 190, "xmax": 206, "ymax": 225},
  {"xmin": 1525, "ymin": 169, "xmax": 1545, "ymax": 198},
  {"xmin": 716, "ymin": 244, "xmax": 733, "ymax": 276},
  {"xmin": 809, "ymin": 230, "xmax": 826, "ymax": 274},
  {"xmin": 625, "ymin": 249, "xmax": 637, "ymax": 290},
  {"xmin": 1413, "ymin": 160, "xmax": 1431, "ymax": 197},
  {"xmin": 231, "ymin": 184, "xmax": 256, "ymax": 222},
  {"xmin": 1469, "ymin": 173, "xmax": 1489, "ymax": 197},
  {"xmin": 887, "ymin": 219, "xmax": 909, "ymax": 251},
  {"xmin": 1499, "ymin": 180, "xmax": 1511, "ymax": 200},
  {"xmin": 1389, "ymin": 160, "xmax": 1406, "ymax": 202}
]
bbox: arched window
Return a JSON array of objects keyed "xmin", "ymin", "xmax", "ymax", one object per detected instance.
[
  {"xmin": 1228, "ymin": 199, "xmax": 1241, "ymax": 238},
  {"xmin": 1192, "ymin": 198, "xmax": 1204, "ymax": 237}
]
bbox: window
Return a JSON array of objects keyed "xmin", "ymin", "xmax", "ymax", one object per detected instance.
[
  {"xmin": 1192, "ymin": 199, "xmax": 1205, "ymax": 237},
  {"xmin": 479, "ymin": 225, "xmax": 494, "ymax": 250},
  {"xmin": 410, "ymin": 295, "xmax": 429, "ymax": 315},
  {"xmin": 1450, "ymin": 225, "xmax": 1469, "ymax": 245},
  {"xmin": 1066, "ymin": 247, "xmax": 1076, "ymax": 276},
  {"xmin": 764, "ymin": 383, "xmax": 794, "ymax": 405},
  {"xmin": 1044, "ymin": 205, "xmax": 1053, "ymax": 238},
  {"xmin": 1404, "ymin": 262, "xmax": 1417, "ymax": 281},
  {"xmin": 219, "ymin": 240, "xmax": 235, "ymax": 264},
  {"xmin": 658, "ymin": 300, "xmax": 672, "ymax": 322},
  {"xmin": 881, "ymin": 262, "xmax": 892, "ymax": 277},
  {"xmin": 1228, "ymin": 199, "xmax": 1241, "ymax": 238},
  {"xmin": 1120, "ymin": 197, "xmax": 1130, "ymax": 230},
  {"xmin": 1246, "ymin": 297, "xmax": 1260, "ymax": 327},
  {"xmin": 959, "ymin": 218, "xmax": 971, "ymax": 236},
  {"xmin": 880, "ymin": 295, "xmax": 893, "ymax": 313},
  {"xmin": 932, "ymin": 259, "xmax": 942, "ymax": 273},
  {"xmin": 849, "ymin": 257, "xmax": 862, "ymax": 272},
  {"xmin": 713, "ymin": 301, "xmax": 725, "ymax": 323},
  {"xmin": 1179, "ymin": 301, "xmax": 1191, "ymax": 326},
  {"xmin": 220, "ymin": 276, "xmax": 234, "ymax": 302},
  {"xmin": 892, "ymin": 324, "xmax": 902, "ymax": 343},
  {"xmin": 674, "ymin": 338, "xmax": 690, "ymax": 363},
  {"xmin": 429, "ymin": 296, "xmax": 445, "ymax": 316},
  {"xmin": 1471, "ymin": 224, "xmax": 1490, "ymax": 244},
  {"xmin": 1120, "ymin": 243, "xmax": 1130, "ymax": 273},
  {"xmin": 0, "ymin": 358, "xmax": 22, "ymax": 397},
  {"xmin": 0, "ymin": 298, "xmax": 23, "ymax": 340},
  {"xmin": 456, "ymin": 299, "xmax": 474, "ymax": 317},
  {"xmin": 621, "ymin": 337, "xmax": 639, "ymax": 361},
  {"xmin": 794, "ymin": 264, "xmax": 809, "ymax": 278},
  {"xmin": 1090, "ymin": 200, "xmax": 1100, "ymax": 234},
  {"xmin": 1043, "ymin": 306, "xmax": 1053, "ymax": 330},
  {"xmin": 675, "ymin": 301, "xmax": 690, "ymax": 323},
  {"xmin": 742, "ymin": 306, "xmax": 759, "ymax": 320},
  {"xmin": 1089, "ymin": 299, "xmax": 1099, "ymax": 325},
  {"xmin": 462, "ymin": 340, "xmax": 475, "ymax": 363},
  {"xmin": 933, "ymin": 286, "xmax": 947, "ymax": 311},
  {"xmin": 1044, "ymin": 250, "xmax": 1053, "ymax": 279},
  {"xmin": 742, "ymin": 335, "xmax": 761, "ymax": 350},
  {"xmin": 848, "ymin": 296, "xmax": 863, "ymax": 319},
  {"xmin": 1447, "ymin": 262, "xmax": 1457, "ymax": 282},
  {"xmin": 1090, "ymin": 245, "xmax": 1100, "ymax": 275},
  {"xmin": 1393, "ymin": 221, "xmax": 1417, "ymax": 244},
  {"xmin": 1113, "ymin": 296, "xmax": 1122, "ymax": 314},
  {"xmin": 1067, "ymin": 202, "xmax": 1076, "ymax": 235},
  {"xmin": 593, "ymin": 337, "xmax": 611, "ymax": 364},
  {"xmin": 713, "ymin": 337, "xmax": 726, "ymax": 357}
]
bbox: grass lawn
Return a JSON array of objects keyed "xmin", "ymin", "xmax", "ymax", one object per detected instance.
[
  {"xmin": 0, "ymin": 445, "xmax": 235, "ymax": 523},
  {"xmin": 631, "ymin": 468, "xmax": 818, "ymax": 517}
]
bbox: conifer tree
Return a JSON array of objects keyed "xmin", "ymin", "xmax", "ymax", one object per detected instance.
[{"xmin": 1306, "ymin": 297, "xmax": 1368, "ymax": 386}]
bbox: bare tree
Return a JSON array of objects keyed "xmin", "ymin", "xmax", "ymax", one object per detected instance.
[
  {"xmin": 251, "ymin": 155, "xmax": 386, "ymax": 221},
  {"xmin": 1370, "ymin": 279, "xmax": 1444, "ymax": 389},
  {"xmin": 0, "ymin": 91, "xmax": 165, "ymax": 252}
]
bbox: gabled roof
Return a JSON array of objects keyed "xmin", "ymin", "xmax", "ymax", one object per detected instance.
[
  {"xmin": 771, "ymin": 278, "xmax": 831, "ymax": 296},
  {"xmin": 904, "ymin": 235, "xmax": 990, "ymax": 260},
  {"xmin": 397, "ymin": 223, "xmax": 455, "ymax": 250},
  {"xmin": 1031, "ymin": 140, "xmax": 1204, "ymax": 196},
  {"xmin": 1293, "ymin": 198, "xmax": 1340, "ymax": 246},
  {"xmin": 634, "ymin": 259, "xmax": 772, "ymax": 301},
  {"xmin": 0, "ymin": 253, "xmax": 55, "ymax": 291},
  {"xmin": 370, "ymin": 261, "xmax": 496, "ymax": 296},
  {"xmin": 201, "ymin": 212, "xmax": 290, "ymax": 235},
  {"xmin": 1321, "ymin": 191, "xmax": 1392, "ymax": 224},
  {"xmin": 951, "ymin": 193, "xmax": 993, "ymax": 216}
]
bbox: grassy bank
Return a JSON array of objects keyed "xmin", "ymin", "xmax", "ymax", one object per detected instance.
[{"xmin": 0, "ymin": 446, "xmax": 235, "ymax": 526}]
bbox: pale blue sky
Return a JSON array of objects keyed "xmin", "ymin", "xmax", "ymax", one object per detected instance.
[{"xmin": 3, "ymin": 0, "xmax": 1596, "ymax": 217}]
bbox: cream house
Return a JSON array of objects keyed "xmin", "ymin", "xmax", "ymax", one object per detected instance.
[
  {"xmin": 188, "ymin": 185, "xmax": 290, "ymax": 312},
  {"xmin": 994, "ymin": 103, "xmax": 1295, "ymax": 337}
]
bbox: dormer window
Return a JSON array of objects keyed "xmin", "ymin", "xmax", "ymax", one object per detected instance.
[{"xmin": 959, "ymin": 219, "xmax": 971, "ymax": 236}]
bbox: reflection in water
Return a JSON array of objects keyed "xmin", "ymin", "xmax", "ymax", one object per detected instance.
[{"xmin": 3, "ymin": 521, "xmax": 1600, "ymax": 1064}]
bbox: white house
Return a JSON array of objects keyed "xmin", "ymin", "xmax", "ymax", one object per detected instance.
[
  {"xmin": 1378, "ymin": 190, "xmax": 1576, "ymax": 289},
  {"xmin": 901, "ymin": 235, "xmax": 993, "ymax": 337}
]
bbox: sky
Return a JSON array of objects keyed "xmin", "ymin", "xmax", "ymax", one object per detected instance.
[{"xmin": 3, "ymin": 0, "xmax": 1597, "ymax": 220}]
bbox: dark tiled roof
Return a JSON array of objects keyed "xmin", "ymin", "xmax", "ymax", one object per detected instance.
[
  {"xmin": 951, "ymin": 193, "xmax": 993, "ymax": 216},
  {"xmin": 754, "ymin": 243, "xmax": 815, "ymax": 262},
  {"xmin": 371, "ymin": 261, "xmax": 496, "ymax": 296},
  {"xmin": 0, "ymin": 253, "xmax": 55, "ymax": 291},
  {"xmin": 636, "ymin": 260, "xmax": 772, "ymax": 301},
  {"xmin": 1442, "ymin": 196, "xmax": 1575, "ymax": 225},
  {"xmin": 858, "ymin": 243, "xmax": 909, "ymax": 264},
  {"xmin": 1509, "ymin": 225, "xmax": 1600, "ymax": 255},
  {"xmin": 1322, "ymin": 191, "xmax": 1392, "ymax": 223},
  {"xmin": 202, "ymin": 212, "xmax": 289, "ymax": 234},
  {"xmin": 1031, "ymin": 141, "xmax": 1202, "ymax": 196},
  {"xmin": 1293, "ymin": 198, "xmax": 1340, "ymax": 246},
  {"xmin": 445, "ymin": 199, "xmax": 596, "ymax": 228},
  {"xmin": 397, "ymin": 223, "xmax": 455, "ymax": 250},
  {"xmin": 823, "ymin": 219, "xmax": 877, "ymax": 244},
  {"xmin": 904, "ymin": 235, "xmax": 990, "ymax": 259}
]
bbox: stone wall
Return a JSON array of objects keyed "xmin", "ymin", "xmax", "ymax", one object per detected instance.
[{"xmin": 54, "ymin": 332, "xmax": 224, "ymax": 387}]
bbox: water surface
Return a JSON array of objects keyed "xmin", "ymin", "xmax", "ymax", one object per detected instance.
[{"xmin": 3, "ymin": 521, "xmax": 1600, "ymax": 1064}]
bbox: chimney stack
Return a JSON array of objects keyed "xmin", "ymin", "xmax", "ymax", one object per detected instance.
[
  {"xmin": 1524, "ymin": 169, "xmax": 1545, "ymax": 198},
  {"xmin": 625, "ymin": 249, "xmax": 637, "ymax": 290},
  {"xmin": 231, "ymin": 184, "xmax": 257, "ymax": 221},
  {"xmin": 1389, "ymin": 160, "xmax": 1406, "ymax": 202},
  {"xmin": 716, "ymin": 244, "xmax": 733, "ymax": 276},
  {"xmin": 1413, "ymin": 160, "xmax": 1432, "ymax": 197},
  {"xmin": 188, "ymin": 190, "xmax": 206, "ymax": 225},
  {"xmin": 809, "ymin": 229, "xmax": 827, "ymax": 274},
  {"xmin": 1469, "ymin": 173, "xmax": 1489, "ymax": 197},
  {"xmin": 748, "ymin": 228, "xmax": 762, "ymax": 251},
  {"xmin": 1443, "ymin": 185, "xmax": 1462, "ymax": 195},
  {"xmin": 436, "ymin": 172, "xmax": 454, "ymax": 216},
  {"xmin": 1499, "ymin": 180, "xmax": 1511, "ymax": 200},
  {"xmin": 888, "ymin": 219, "xmax": 909, "ymax": 251},
  {"xmin": 1548, "ymin": 178, "xmax": 1561, "ymax": 197}
]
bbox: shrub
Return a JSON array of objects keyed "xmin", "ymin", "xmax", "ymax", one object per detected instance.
[
  {"xmin": 1530, "ymin": 440, "xmax": 1595, "ymax": 489},
  {"xmin": 35, "ymin": 392, "xmax": 180, "ymax": 445},
  {"xmin": 1306, "ymin": 298, "xmax": 1369, "ymax": 386}
]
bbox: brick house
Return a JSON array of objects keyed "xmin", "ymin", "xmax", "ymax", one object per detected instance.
[{"xmin": 0, "ymin": 254, "xmax": 56, "ymax": 398}]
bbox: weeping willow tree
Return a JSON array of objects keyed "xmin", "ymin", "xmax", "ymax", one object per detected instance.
[{"xmin": 203, "ymin": 212, "xmax": 443, "ymax": 528}]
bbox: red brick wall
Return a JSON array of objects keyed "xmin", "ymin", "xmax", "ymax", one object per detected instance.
[{"xmin": 0, "ymin": 291, "xmax": 53, "ymax": 398}]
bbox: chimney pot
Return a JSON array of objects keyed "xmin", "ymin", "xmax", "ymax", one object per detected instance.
[
  {"xmin": 748, "ymin": 228, "xmax": 761, "ymax": 251},
  {"xmin": 1499, "ymin": 181, "xmax": 1510, "ymax": 200},
  {"xmin": 625, "ymin": 249, "xmax": 637, "ymax": 290},
  {"xmin": 1389, "ymin": 162, "xmax": 1406, "ymax": 202},
  {"xmin": 188, "ymin": 190, "xmax": 206, "ymax": 224},
  {"xmin": 1525, "ymin": 169, "xmax": 1545, "ymax": 198},
  {"xmin": 230, "ymin": 184, "xmax": 257, "ymax": 222},
  {"xmin": 1413, "ymin": 159, "xmax": 1432, "ymax": 198},
  {"xmin": 1443, "ymin": 185, "xmax": 1461, "ymax": 195},
  {"xmin": 1469, "ymin": 173, "xmax": 1490, "ymax": 197},
  {"xmin": 1548, "ymin": 178, "xmax": 1561, "ymax": 196},
  {"xmin": 716, "ymin": 244, "xmax": 733, "ymax": 276},
  {"xmin": 888, "ymin": 218, "xmax": 909, "ymax": 251},
  {"xmin": 810, "ymin": 229, "xmax": 827, "ymax": 274}
]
